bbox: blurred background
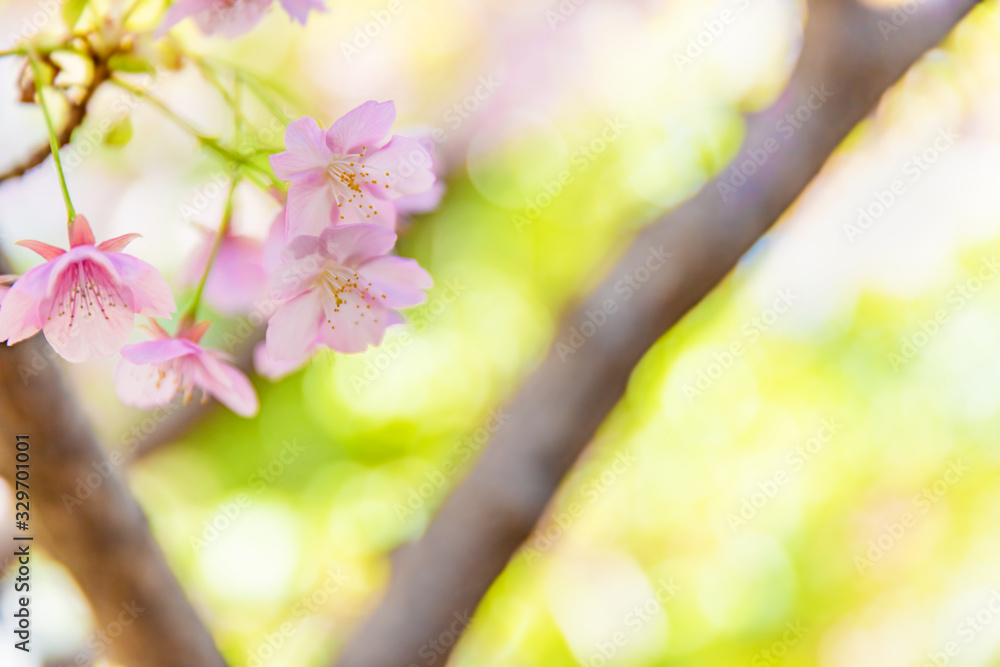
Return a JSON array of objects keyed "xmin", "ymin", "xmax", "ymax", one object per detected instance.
[{"xmin": 2, "ymin": 0, "xmax": 1000, "ymax": 664}]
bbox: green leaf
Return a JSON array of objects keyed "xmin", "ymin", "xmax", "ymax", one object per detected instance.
[
  {"xmin": 63, "ymin": 0, "xmax": 88, "ymax": 29},
  {"xmin": 108, "ymin": 54, "xmax": 155, "ymax": 74},
  {"xmin": 104, "ymin": 117, "xmax": 133, "ymax": 147}
]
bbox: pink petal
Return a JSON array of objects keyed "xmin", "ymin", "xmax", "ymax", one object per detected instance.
[
  {"xmin": 265, "ymin": 290, "xmax": 323, "ymax": 361},
  {"xmin": 320, "ymin": 288, "xmax": 392, "ymax": 354},
  {"xmin": 337, "ymin": 193, "xmax": 398, "ymax": 231},
  {"xmin": 195, "ymin": 0, "xmax": 272, "ymax": 38},
  {"xmin": 357, "ymin": 255, "xmax": 433, "ymax": 308},
  {"xmin": 0, "ymin": 285, "xmax": 8, "ymax": 306},
  {"xmin": 395, "ymin": 181, "xmax": 446, "ymax": 217},
  {"xmin": 253, "ymin": 341, "xmax": 307, "ymax": 380},
  {"xmin": 326, "ymin": 101, "xmax": 396, "ymax": 155},
  {"xmin": 363, "ymin": 136, "xmax": 436, "ymax": 198},
  {"xmin": 154, "ymin": 0, "xmax": 215, "ymax": 37},
  {"xmin": 69, "ymin": 215, "xmax": 96, "ymax": 248},
  {"xmin": 277, "ymin": 0, "xmax": 325, "ymax": 23},
  {"xmin": 0, "ymin": 262, "xmax": 55, "ymax": 345},
  {"xmin": 43, "ymin": 263, "xmax": 136, "ymax": 362},
  {"xmin": 114, "ymin": 358, "xmax": 183, "ymax": 410},
  {"xmin": 318, "ymin": 223, "xmax": 396, "ymax": 267},
  {"xmin": 45, "ymin": 247, "xmax": 118, "ymax": 299},
  {"xmin": 16, "ymin": 240, "xmax": 65, "ymax": 261},
  {"xmin": 271, "ymin": 117, "xmax": 331, "ymax": 182},
  {"xmin": 196, "ymin": 354, "xmax": 259, "ymax": 417},
  {"xmin": 286, "ymin": 179, "xmax": 339, "ymax": 237},
  {"xmin": 97, "ymin": 233, "xmax": 142, "ymax": 253},
  {"xmin": 120, "ymin": 338, "xmax": 196, "ymax": 365},
  {"xmin": 106, "ymin": 253, "xmax": 176, "ymax": 318}
]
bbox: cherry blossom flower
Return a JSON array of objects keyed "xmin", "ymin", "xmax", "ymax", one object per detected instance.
[
  {"xmin": 180, "ymin": 225, "xmax": 268, "ymax": 314},
  {"xmin": 0, "ymin": 216, "xmax": 175, "ymax": 363},
  {"xmin": 265, "ymin": 223, "xmax": 432, "ymax": 363},
  {"xmin": 116, "ymin": 320, "xmax": 259, "ymax": 417},
  {"xmin": 156, "ymin": 0, "xmax": 325, "ymax": 39},
  {"xmin": 270, "ymin": 101, "xmax": 437, "ymax": 237}
]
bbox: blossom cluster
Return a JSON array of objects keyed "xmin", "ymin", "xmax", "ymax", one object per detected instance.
[{"xmin": 0, "ymin": 101, "xmax": 438, "ymax": 417}]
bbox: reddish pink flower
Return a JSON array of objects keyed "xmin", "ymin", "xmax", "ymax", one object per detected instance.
[
  {"xmin": 265, "ymin": 224, "xmax": 431, "ymax": 363},
  {"xmin": 180, "ymin": 225, "xmax": 268, "ymax": 315},
  {"xmin": 156, "ymin": 0, "xmax": 325, "ymax": 39},
  {"xmin": 270, "ymin": 102, "xmax": 437, "ymax": 237},
  {"xmin": 116, "ymin": 320, "xmax": 259, "ymax": 417},
  {"xmin": 0, "ymin": 216, "xmax": 175, "ymax": 363}
]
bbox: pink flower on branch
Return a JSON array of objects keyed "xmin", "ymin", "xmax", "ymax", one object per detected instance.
[
  {"xmin": 270, "ymin": 101, "xmax": 437, "ymax": 237},
  {"xmin": 156, "ymin": 0, "xmax": 326, "ymax": 39},
  {"xmin": 265, "ymin": 224, "xmax": 432, "ymax": 363},
  {"xmin": 0, "ymin": 216, "xmax": 175, "ymax": 363},
  {"xmin": 116, "ymin": 320, "xmax": 259, "ymax": 417}
]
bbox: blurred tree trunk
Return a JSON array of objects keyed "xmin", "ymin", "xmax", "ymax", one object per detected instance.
[
  {"xmin": 0, "ymin": 253, "xmax": 227, "ymax": 666},
  {"xmin": 331, "ymin": 1, "xmax": 983, "ymax": 665}
]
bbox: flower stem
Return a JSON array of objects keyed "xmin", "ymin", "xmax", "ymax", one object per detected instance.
[
  {"xmin": 183, "ymin": 177, "xmax": 240, "ymax": 324},
  {"xmin": 28, "ymin": 50, "xmax": 76, "ymax": 225},
  {"xmin": 108, "ymin": 77, "xmax": 283, "ymax": 190}
]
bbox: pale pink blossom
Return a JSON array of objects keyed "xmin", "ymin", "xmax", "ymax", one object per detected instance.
[
  {"xmin": 270, "ymin": 101, "xmax": 437, "ymax": 237},
  {"xmin": 0, "ymin": 216, "xmax": 175, "ymax": 363},
  {"xmin": 156, "ymin": 0, "xmax": 325, "ymax": 38},
  {"xmin": 180, "ymin": 225, "xmax": 268, "ymax": 314},
  {"xmin": 116, "ymin": 320, "xmax": 258, "ymax": 417},
  {"xmin": 265, "ymin": 224, "xmax": 432, "ymax": 363}
]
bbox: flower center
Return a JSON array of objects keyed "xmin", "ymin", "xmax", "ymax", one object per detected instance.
[
  {"xmin": 319, "ymin": 265, "xmax": 388, "ymax": 329},
  {"xmin": 53, "ymin": 262, "xmax": 122, "ymax": 327},
  {"xmin": 326, "ymin": 147, "xmax": 391, "ymax": 222}
]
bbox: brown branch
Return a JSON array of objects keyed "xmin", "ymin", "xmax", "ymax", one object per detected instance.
[
  {"xmin": 0, "ymin": 57, "xmax": 110, "ymax": 183},
  {"xmin": 330, "ymin": 1, "xmax": 984, "ymax": 665},
  {"xmin": 0, "ymin": 254, "xmax": 227, "ymax": 665}
]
